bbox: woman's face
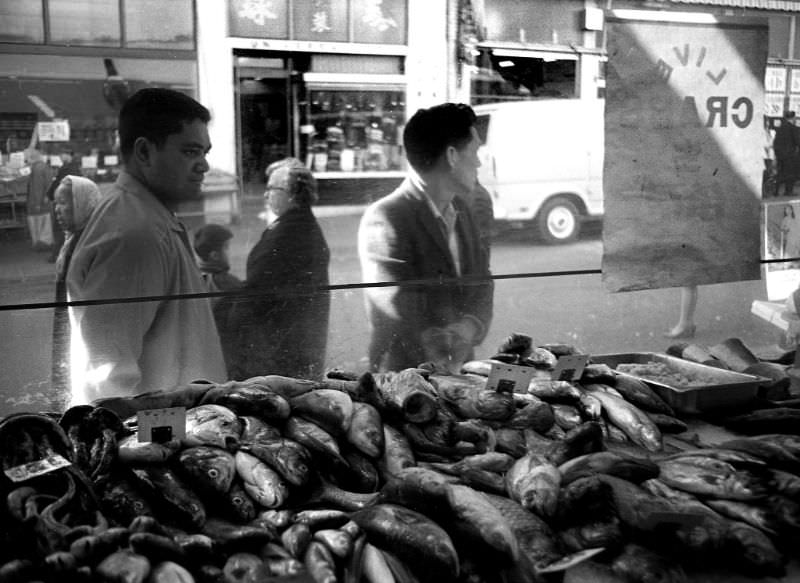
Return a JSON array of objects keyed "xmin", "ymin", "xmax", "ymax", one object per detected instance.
[
  {"xmin": 53, "ymin": 183, "xmax": 75, "ymax": 232},
  {"xmin": 265, "ymin": 166, "xmax": 295, "ymax": 217}
]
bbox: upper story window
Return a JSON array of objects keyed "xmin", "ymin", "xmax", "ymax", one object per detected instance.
[{"xmin": 0, "ymin": 0, "xmax": 195, "ymax": 50}]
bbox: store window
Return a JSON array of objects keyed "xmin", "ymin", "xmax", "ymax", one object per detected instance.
[
  {"xmin": 124, "ymin": 0, "xmax": 195, "ymax": 50},
  {"xmin": 293, "ymin": 0, "xmax": 349, "ymax": 42},
  {"xmin": 470, "ymin": 47, "xmax": 577, "ymax": 104},
  {"xmin": 0, "ymin": 0, "xmax": 44, "ymax": 44},
  {"xmin": 48, "ymin": 0, "xmax": 120, "ymax": 47}
]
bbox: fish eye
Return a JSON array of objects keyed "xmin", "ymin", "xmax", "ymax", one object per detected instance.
[
  {"xmin": 208, "ymin": 469, "xmax": 219, "ymax": 478},
  {"xmin": 232, "ymin": 496, "xmax": 243, "ymax": 506},
  {"xmin": 134, "ymin": 502, "xmax": 143, "ymax": 511}
]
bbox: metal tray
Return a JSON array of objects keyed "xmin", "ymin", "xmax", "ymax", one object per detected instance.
[{"xmin": 591, "ymin": 352, "xmax": 765, "ymax": 414}]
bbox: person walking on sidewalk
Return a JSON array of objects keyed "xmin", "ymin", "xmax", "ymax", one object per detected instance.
[
  {"xmin": 774, "ymin": 110, "xmax": 799, "ymax": 197},
  {"xmin": 66, "ymin": 88, "xmax": 226, "ymax": 404},
  {"xmin": 45, "ymin": 150, "xmax": 82, "ymax": 263},
  {"xmin": 50, "ymin": 175, "xmax": 102, "ymax": 404},
  {"xmin": 358, "ymin": 103, "xmax": 494, "ymax": 372}
]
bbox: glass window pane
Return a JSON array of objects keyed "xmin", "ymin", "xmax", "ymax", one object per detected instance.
[
  {"xmin": 0, "ymin": 0, "xmax": 44, "ymax": 44},
  {"xmin": 125, "ymin": 0, "xmax": 194, "ymax": 49},
  {"xmin": 293, "ymin": 0, "xmax": 348, "ymax": 42},
  {"xmin": 229, "ymin": 0, "xmax": 289, "ymax": 39},
  {"xmin": 48, "ymin": 0, "xmax": 120, "ymax": 47},
  {"xmin": 769, "ymin": 15, "xmax": 790, "ymax": 60}
]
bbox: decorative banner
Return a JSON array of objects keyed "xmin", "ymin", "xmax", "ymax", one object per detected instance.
[{"xmin": 603, "ymin": 11, "xmax": 767, "ymax": 292}]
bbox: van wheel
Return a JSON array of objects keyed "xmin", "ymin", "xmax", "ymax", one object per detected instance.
[{"xmin": 537, "ymin": 197, "xmax": 580, "ymax": 244}]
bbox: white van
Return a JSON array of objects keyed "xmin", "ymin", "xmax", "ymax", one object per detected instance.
[{"xmin": 473, "ymin": 99, "xmax": 605, "ymax": 243}]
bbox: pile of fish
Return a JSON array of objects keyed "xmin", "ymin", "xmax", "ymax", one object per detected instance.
[{"xmin": 0, "ymin": 332, "xmax": 799, "ymax": 583}]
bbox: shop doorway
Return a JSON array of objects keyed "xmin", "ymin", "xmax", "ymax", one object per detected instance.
[{"xmin": 236, "ymin": 60, "xmax": 292, "ymax": 196}]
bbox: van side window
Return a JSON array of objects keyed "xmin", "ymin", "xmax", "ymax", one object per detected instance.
[{"xmin": 475, "ymin": 115, "xmax": 490, "ymax": 144}]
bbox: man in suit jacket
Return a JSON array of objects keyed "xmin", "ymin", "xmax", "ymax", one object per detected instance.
[{"xmin": 358, "ymin": 103, "xmax": 494, "ymax": 372}]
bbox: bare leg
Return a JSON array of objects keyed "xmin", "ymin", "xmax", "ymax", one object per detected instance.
[{"xmin": 665, "ymin": 286, "xmax": 698, "ymax": 338}]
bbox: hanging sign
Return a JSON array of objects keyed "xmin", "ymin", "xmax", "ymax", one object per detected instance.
[
  {"xmin": 37, "ymin": 120, "xmax": 70, "ymax": 142},
  {"xmin": 602, "ymin": 11, "xmax": 766, "ymax": 292}
]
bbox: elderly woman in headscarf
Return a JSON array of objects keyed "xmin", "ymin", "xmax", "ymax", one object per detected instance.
[{"xmin": 51, "ymin": 176, "xmax": 102, "ymax": 402}]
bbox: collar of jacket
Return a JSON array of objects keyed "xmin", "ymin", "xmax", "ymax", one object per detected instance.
[{"xmin": 115, "ymin": 170, "xmax": 190, "ymax": 238}]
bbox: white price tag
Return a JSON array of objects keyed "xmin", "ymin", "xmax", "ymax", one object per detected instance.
[
  {"xmin": 486, "ymin": 362, "xmax": 536, "ymax": 393},
  {"xmin": 551, "ymin": 354, "xmax": 590, "ymax": 381},
  {"xmin": 4, "ymin": 453, "xmax": 71, "ymax": 483},
  {"xmin": 137, "ymin": 407, "xmax": 186, "ymax": 443}
]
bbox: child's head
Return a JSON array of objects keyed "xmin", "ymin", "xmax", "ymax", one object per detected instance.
[{"xmin": 194, "ymin": 224, "xmax": 233, "ymax": 264}]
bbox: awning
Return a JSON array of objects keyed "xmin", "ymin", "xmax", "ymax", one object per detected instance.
[{"xmin": 669, "ymin": 0, "xmax": 800, "ymax": 11}]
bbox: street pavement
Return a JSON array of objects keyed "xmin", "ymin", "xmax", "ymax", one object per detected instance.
[{"xmin": 0, "ymin": 196, "xmax": 783, "ymax": 415}]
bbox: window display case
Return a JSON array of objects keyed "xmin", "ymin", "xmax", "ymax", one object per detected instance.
[{"xmin": 302, "ymin": 84, "xmax": 407, "ymax": 178}]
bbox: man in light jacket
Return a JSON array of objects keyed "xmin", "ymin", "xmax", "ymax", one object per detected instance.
[{"xmin": 67, "ymin": 88, "xmax": 226, "ymax": 404}]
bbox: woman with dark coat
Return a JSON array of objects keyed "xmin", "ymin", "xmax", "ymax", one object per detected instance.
[{"xmin": 229, "ymin": 158, "xmax": 330, "ymax": 380}]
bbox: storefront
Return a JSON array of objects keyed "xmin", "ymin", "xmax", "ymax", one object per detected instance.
[{"xmin": 198, "ymin": 0, "xmax": 450, "ymax": 203}]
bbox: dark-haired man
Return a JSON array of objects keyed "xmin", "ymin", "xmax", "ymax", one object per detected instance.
[
  {"xmin": 67, "ymin": 88, "xmax": 226, "ymax": 404},
  {"xmin": 358, "ymin": 102, "xmax": 494, "ymax": 372}
]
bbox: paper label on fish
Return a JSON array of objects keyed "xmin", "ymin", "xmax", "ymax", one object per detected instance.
[
  {"xmin": 4, "ymin": 453, "xmax": 71, "ymax": 483},
  {"xmin": 138, "ymin": 407, "xmax": 187, "ymax": 443},
  {"xmin": 552, "ymin": 354, "xmax": 589, "ymax": 381},
  {"xmin": 486, "ymin": 362, "xmax": 536, "ymax": 393}
]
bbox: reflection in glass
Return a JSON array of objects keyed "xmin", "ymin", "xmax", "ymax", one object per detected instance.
[
  {"xmin": 124, "ymin": 0, "xmax": 194, "ymax": 49},
  {"xmin": 49, "ymin": 0, "xmax": 120, "ymax": 46},
  {"xmin": 0, "ymin": 0, "xmax": 44, "ymax": 44}
]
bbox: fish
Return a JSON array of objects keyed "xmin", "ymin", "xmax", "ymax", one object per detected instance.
[
  {"xmin": 612, "ymin": 374, "xmax": 674, "ymax": 416},
  {"xmin": 303, "ymin": 479, "xmax": 380, "ymax": 512},
  {"xmin": 350, "ymin": 503, "xmax": 459, "ymax": 580},
  {"xmin": 657, "ymin": 458, "xmax": 769, "ymax": 501},
  {"xmin": 378, "ymin": 424, "xmax": 416, "ymax": 481},
  {"xmin": 494, "ymin": 428, "xmax": 527, "ymax": 457},
  {"xmin": 610, "ymin": 543, "xmax": 687, "ymax": 583},
  {"xmin": 340, "ymin": 448, "xmax": 381, "ymax": 493},
  {"xmin": 290, "ymin": 389, "xmax": 355, "ymax": 436},
  {"xmin": 345, "ymin": 402, "xmax": 385, "ymax": 459},
  {"xmin": 234, "ymin": 451, "xmax": 289, "ymax": 509},
  {"xmin": 304, "ymin": 541, "xmax": 337, "ymax": 583},
  {"xmin": 527, "ymin": 379, "xmax": 582, "ymax": 403},
  {"xmin": 575, "ymin": 390, "xmax": 603, "ymax": 422},
  {"xmin": 456, "ymin": 467, "xmax": 507, "ymax": 495},
  {"xmin": 724, "ymin": 520, "xmax": 786, "ymax": 577},
  {"xmin": 552, "ymin": 404, "xmax": 583, "ymax": 430},
  {"xmin": 129, "ymin": 466, "xmax": 206, "ymax": 530},
  {"xmin": 177, "ymin": 445, "xmax": 236, "ymax": 495},
  {"xmin": 765, "ymin": 494, "xmax": 800, "ymax": 532},
  {"xmin": 505, "ymin": 453, "xmax": 561, "ymax": 519},
  {"xmin": 664, "ymin": 448, "xmax": 767, "ymax": 471},
  {"xmin": 718, "ymin": 437, "xmax": 800, "ymax": 475},
  {"xmin": 545, "ymin": 421, "xmax": 604, "ymax": 466},
  {"xmin": 313, "ymin": 528, "xmax": 353, "ymax": 559},
  {"xmin": 236, "ymin": 375, "xmax": 318, "ymax": 399},
  {"xmin": 427, "ymin": 452, "xmax": 514, "ymax": 475},
  {"xmin": 556, "ymin": 476, "xmax": 625, "ymax": 552},
  {"xmin": 722, "ymin": 408, "xmax": 800, "ymax": 435},
  {"xmin": 580, "ymin": 363, "xmax": 617, "ymax": 384},
  {"xmin": 378, "ymin": 466, "xmax": 455, "ymax": 516},
  {"xmin": 497, "ymin": 333, "xmax": 534, "ymax": 358},
  {"xmin": 239, "ymin": 437, "xmax": 312, "ymax": 488},
  {"xmin": 280, "ymin": 523, "xmax": 312, "ymax": 559},
  {"xmin": 219, "ymin": 480, "xmax": 257, "ymax": 524},
  {"xmin": 506, "ymin": 399, "xmax": 556, "ymax": 433},
  {"xmin": 252, "ymin": 509, "xmax": 294, "ymax": 531},
  {"xmin": 586, "ymin": 388, "xmax": 662, "ymax": 452},
  {"xmin": 100, "ymin": 475, "xmax": 154, "ymax": 526},
  {"xmin": 703, "ymin": 499, "xmax": 780, "ymax": 535},
  {"xmin": 446, "ymin": 484, "xmax": 519, "ymax": 566},
  {"xmin": 646, "ymin": 413, "xmax": 688, "ymax": 434},
  {"xmin": 771, "ymin": 469, "xmax": 800, "ymax": 498},
  {"xmin": 485, "ymin": 493, "xmax": 562, "ymax": 569},
  {"xmin": 750, "ymin": 433, "xmax": 800, "ymax": 457},
  {"xmin": 117, "ymin": 434, "xmax": 181, "ymax": 465},
  {"xmin": 402, "ymin": 423, "xmax": 476, "ymax": 458},
  {"xmin": 361, "ymin": 542, "xmax": 396, "ymax": 583},
  {"xmin": 283, "ymin": 416, "xmax": 347, "ymax": 467},
  {"xmin": 222, "ymin": 552, "xmax": 270, "ymax": 582},
  {"xmin": 525, "ymin": 347, "xmax": 558, "ymax": 369},
  {"xmin": 558, "ymin": 451, "xmax": 660, "ymax": 486},
  {"xmin": 183, "ymin": 404, "xmax": 241, "ymax": 450},
  {"xmin": 435, "ymin": 379, "xmax": 515, "ymax": 421},
  {"xmin": 199, "ymin": 384, "xmax": 291, "ymax": 422},
  {"xmin": 239, "ymin": 416, "xmax": 281, "ymax": 443},
  {"xmin": 376, "ymin": 369, "xmax": 440, "ymax": 424}
]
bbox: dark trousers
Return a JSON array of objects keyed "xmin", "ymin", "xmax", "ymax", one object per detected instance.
[{"xmin": 777, "ymin": 156, "xmax": 796, "ymax": 197}]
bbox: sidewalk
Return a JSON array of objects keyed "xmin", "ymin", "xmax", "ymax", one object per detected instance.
[{"xmin": 0, "ymin": 197, "xmax": 367, "ymax": 285}]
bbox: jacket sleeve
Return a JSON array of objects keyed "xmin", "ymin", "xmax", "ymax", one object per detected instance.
[
  {"xmin": 358, "ymin": 201, "xmax": 428, "ymax": 357},
  {"xmin": 67, "ymin": 226, "xmax": 167, "ymax": 400}
]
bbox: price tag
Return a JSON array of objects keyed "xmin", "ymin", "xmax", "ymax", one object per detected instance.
[
  {"xmin": 137, "ymin": 407, "xmax": 186, "ymax": 443},
  {"xmin": 551, "ymin": 354, "xmax": 590, "ymax": 381},
  {"xmin": 4, "ymin": 453, "xmax": 71, "ymax": 483},
  {"xmin": 486, "ymin": 362, "xmax": 536, "ymax": 393}
]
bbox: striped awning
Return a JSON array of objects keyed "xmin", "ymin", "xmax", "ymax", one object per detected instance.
[{"xmin": 669, "ymin": 0, "xmax": 800, "ymax": 11}]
